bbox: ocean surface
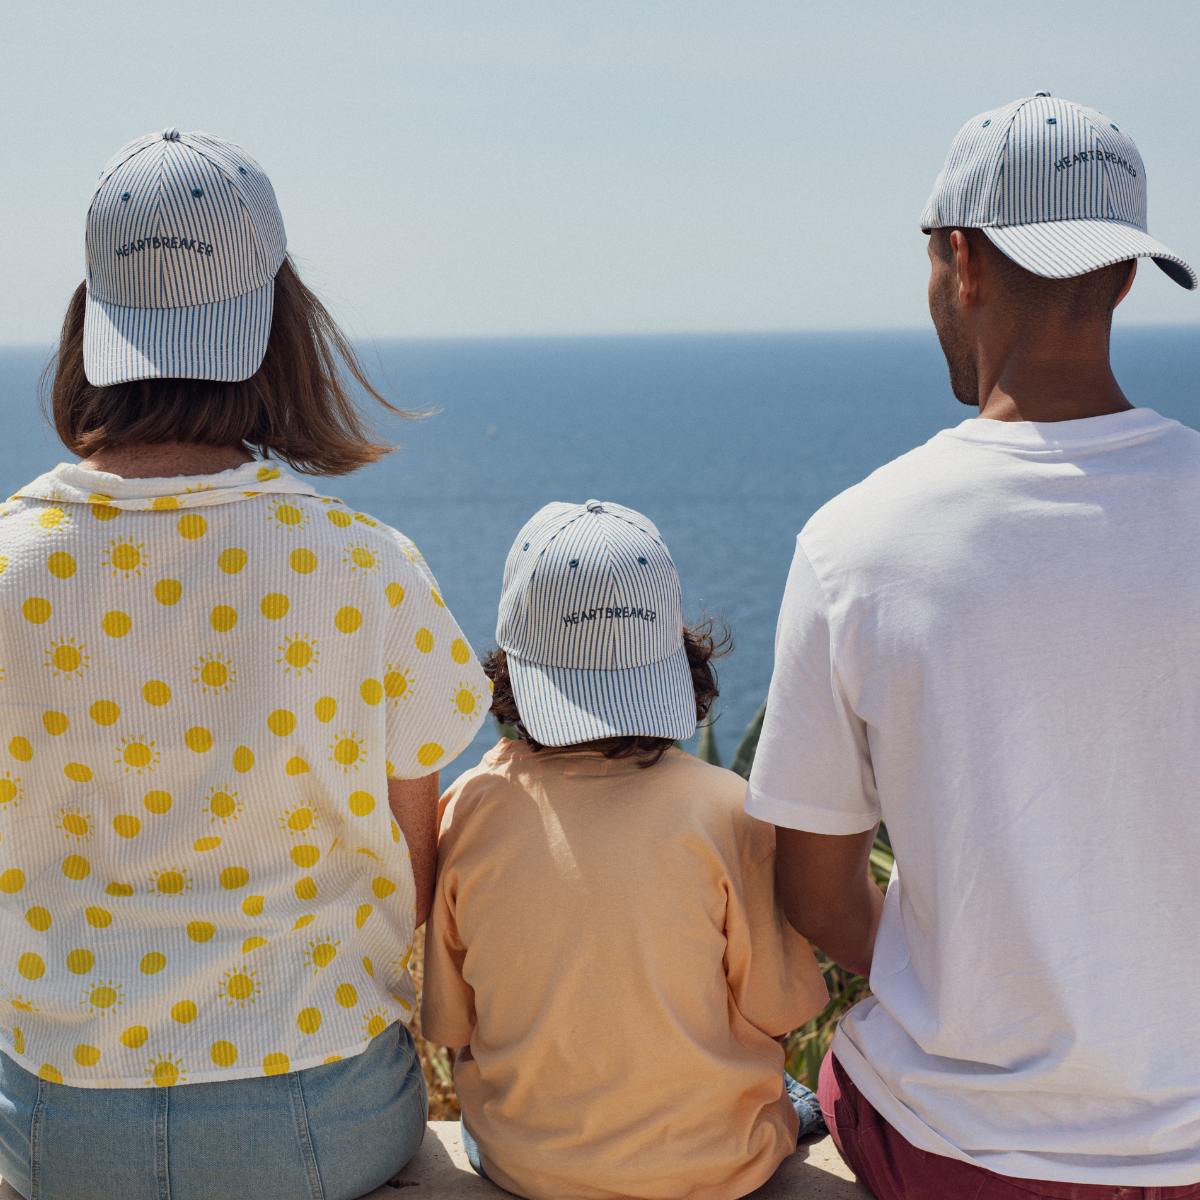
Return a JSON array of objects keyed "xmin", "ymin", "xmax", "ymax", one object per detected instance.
[{"xmin": 2, "ymin": 328, "xmax": 1198, "ymax": 779}]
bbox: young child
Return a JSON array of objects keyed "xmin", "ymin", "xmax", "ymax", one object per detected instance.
[{"xmin": 421, "ymin": 500, "xmax": 829, "ymax": 1200}]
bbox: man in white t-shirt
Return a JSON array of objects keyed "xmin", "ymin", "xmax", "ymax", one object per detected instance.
[{"xmin": 747, "ymin": 94, "xmax": 1200, "ymax": 1197}]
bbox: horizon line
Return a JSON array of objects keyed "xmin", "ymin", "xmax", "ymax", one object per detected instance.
[{"xmin": 1, "ymin": 318, "xmax": 1196, "ymax": 354}]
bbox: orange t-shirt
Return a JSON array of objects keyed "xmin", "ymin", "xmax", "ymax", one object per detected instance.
[{"xmin": 422, "ymin": 739, "xmax": 828, "ymax": 1200}]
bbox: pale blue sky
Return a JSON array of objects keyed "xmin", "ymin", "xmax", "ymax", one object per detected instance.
[{"xmin": 3, "ymin": 1, "xmax": 1200, "ymax": 345}]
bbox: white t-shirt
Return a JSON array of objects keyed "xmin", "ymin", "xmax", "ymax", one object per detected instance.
[
  {"xmin": 747, "ymin": 408, "xmax": 1200, "ymax": 1186},
  {"xmin": 0, "ymin": 461, "xmax": 489, "ymax": 1088}
]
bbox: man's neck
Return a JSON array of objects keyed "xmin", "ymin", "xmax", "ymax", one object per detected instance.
[
  {"xmin": 974, "ymin": 322, "xmax": 1130, "ymax": 423},
  {"xmin": 79, "ymin": 442, "xmax": 254, "ymax": 479}
]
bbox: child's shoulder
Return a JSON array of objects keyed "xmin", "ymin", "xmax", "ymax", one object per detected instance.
[{"xmin": 655, "ymin": 750, "xmax": 771, "ymax": 839}]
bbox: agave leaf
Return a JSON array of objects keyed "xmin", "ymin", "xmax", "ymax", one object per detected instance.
[
  {"xmin": 730, "ymin": 701, "xmax": 767, "ymax": 780},
  {"xmin": 696, "ymin": 716, "xmax": 722, "ymax": 766}
]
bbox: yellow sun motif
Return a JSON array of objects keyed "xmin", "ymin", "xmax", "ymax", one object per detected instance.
[
  {"xmin": 115, "ymin": 736, "xmax": 160, "ymax": 775},
  {"xmin": 452, "ymin": 682, "xmax": 482, "ymax": 722},
  {"xmin": 205, "ymin": 788, "xmax": 242, "ymax": 823},
  {"xmin": 0, "ymin": 773, "xmax": 22, "ymax": 811},
  {"xmin": 56, "ymin": 806, "xmax": 92, "ymax": 841},
  {"xmin": 304, "ymin": 939, "xmax": 340, "ymax": 973},
  {"xmin": 103, "ymin": 537, "xmax": 147, "ymax": 577},
  {"xmin": 193, "ymin": 654, "xmax": 235, "ymax": 694},
  {"xmin": 343, "ymin": 543, "xmax": 379, "ymax": 573},
  {"xmin": 277, "ymin": 633, "xmax": 319, "ymax": 675},
  {"xmin": 8, "ymin": 994, "xmax": 37, "ymax": 1013},
  {"xmin": 280, "ymin": 804, "xmax": 318, "ymax": 835},
  {"xmin": 363, "ymin": 1007, "xmax": 390, "ymax": 1039},
  {"xmin": 145, "ymin": 1054, "xmax": 186, "ymax": 1087},
  {"xmin": 383, "ymin": 665, "xmax": 414, "ymax": 705},
  {"xmin": 219, "ymin": 968, "xmax": 262, "ymax": 1007},
  {"xmin": 329, "ymin": 732, "xmax": 365, "ymax": 772},
  {"xmin": 267, "ymin": 498, "xmax": 309, "ymax": 530},
  {"xmin": 80, "ymin": 978, "xmax": 125, "ymax": 1015},
  {"xmin": 149, "ymin": 867, "xmax": 193, "ymax": 897},
  {"xmin": 44, "ymin": 639, "xmax": 90, "ymax": 680},
  {"xmin": 36, "ymin": 505, "xmax": 71, "ymax": 534}
]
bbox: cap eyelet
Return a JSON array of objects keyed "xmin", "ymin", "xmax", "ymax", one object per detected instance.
[
  {"xmin": 1046, "ymin": 117, "xmax": 1057, "ymax": 125},
  {"xmin": 981, "ymin": 119, "xmax": 991, "ymax": 128},
  {"xmin": 568, "ymin": 559, "xmax": 579, "ymax": 569},
  {"xmin": 191, "ymin": 187, "xmax": 204, "ymax": 198},
  {"xmin": 120, "ymin": 192, "xmax": 130, "ymax": 202},
  {"xmin": 521, "ymin": 542, "xmax": 529, "ymax": 551},
  {"xmin": 1111, "ymin": 123, "xmax": 1120, "ymax": 131},
  {"xmin": 637, "ymin": 556, "xmax": 648, "ymax": 565},
  {"xmin": 238, "ymin": 166, "xmax": 247, "ymax": 174}
]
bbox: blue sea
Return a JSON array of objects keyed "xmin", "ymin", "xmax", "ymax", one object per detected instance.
[{"xmin": 2, "ymin": 328, "xmax": 1198, "ymax": 778}]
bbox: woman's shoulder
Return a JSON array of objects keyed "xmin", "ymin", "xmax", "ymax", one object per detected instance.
[{"xmin": 290, "ymin": 491, "xmax": 440, "ymax": 588}]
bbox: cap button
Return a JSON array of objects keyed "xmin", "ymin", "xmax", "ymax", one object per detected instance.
[
  {"xmin": 162, "ymin": 127, "xmax": 181, "ymax": 141},
  {"xmin": 585, "ymin": 500, "xmax": 605, "ymax": 514},
  {"xmin": 1034, "ymin": 91, "xmax": 1052, "ymax": 98}
]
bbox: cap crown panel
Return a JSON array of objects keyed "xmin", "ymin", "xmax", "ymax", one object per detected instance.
[{"xmin": 86, "ymin": 132, "xmax": 284, "ymax": 309}]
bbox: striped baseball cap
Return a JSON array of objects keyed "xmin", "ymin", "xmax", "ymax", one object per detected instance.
[
  {"xmin": 921, "ymin": 93, "xmax": 1196, "ymax": 290},
  {"xmin": 497, "ymin": 500, "xmax": 697, "ymax": 748},
  {"xmin": 83, "ymin": 128, "xmax": 287, "ymax": 386}
]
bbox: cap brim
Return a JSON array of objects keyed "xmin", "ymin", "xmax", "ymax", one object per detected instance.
[
  {"xmin": 982, "ymin": 220, "xmax": 1197, "ymax": 290},
  {"xmin": 507, "ymin": 646, "xmax": 697, "ymax": 748},
  {"xmin": 83, "ymin": 280, "xmax": 275, "ymax": 386}
]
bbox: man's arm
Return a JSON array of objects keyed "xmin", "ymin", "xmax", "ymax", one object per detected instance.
[
  {"xmin": 774, "ymin": 826, "xmax": 883, "ymax": 978},
  {"xmin": 388, "ymin": 773, "xmax": 440, "ymax": 928}
]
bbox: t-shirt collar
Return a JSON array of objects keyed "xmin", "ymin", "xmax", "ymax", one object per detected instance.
[
  {"xmin": 12, "ymin": 460, "xmax": 321, "ymax": 511},
  {"xmin": 941, "ymin": 406, "xmax": 1178, "ymax": 454}
]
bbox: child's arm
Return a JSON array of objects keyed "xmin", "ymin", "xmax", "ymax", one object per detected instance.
[
  {"xmin": 420, "ymin": 797, "xmax": 478, "ymax": 1049},
  {"xmin": 725, "ymin": 820, "xmax": 830, "ymax": 1036},
  {"xmin": 388, "ymin": 773, "xmax": 439, "ymax": 928}
]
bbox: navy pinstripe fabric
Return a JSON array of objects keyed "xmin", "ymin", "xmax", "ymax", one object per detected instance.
[
  {"xmin": 920, "ymin": 94, "xmax": 1195, "ymax": 289},
  {"xmin": 497, "ymin": 501, "xmax": 696, "ymax": 747},
  {"xmin": 82, "ymin": 128, "xmax": 288, "ymax": 385}
]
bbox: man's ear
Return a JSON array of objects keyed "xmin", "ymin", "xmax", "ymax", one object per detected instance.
[
  {"xmin": 1114, "ymin": 259, "xmax": 1137, "ymax": 309},
  {"xmin": 949, "ymin": 229, "xmax": 980, "ymax": 305}
]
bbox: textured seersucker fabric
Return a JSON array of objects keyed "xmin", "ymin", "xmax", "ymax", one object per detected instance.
[
  {"xmin": 83, "ymin": 128, "xmax": 287, "ymax": 386},
  {"xmin": 920, "ymin": 93, "xmax": 1196, "ymax": 289},
  {"xmin": 0, "ymin": 461, "xmax": 488, "ymax": 1087}
]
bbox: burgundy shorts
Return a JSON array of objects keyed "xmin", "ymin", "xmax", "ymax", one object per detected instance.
[{"xmin": 817, "ymin": 1050, "xmax": 1200, "ymax": 1200}]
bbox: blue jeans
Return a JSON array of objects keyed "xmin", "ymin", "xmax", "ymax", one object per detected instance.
[
  {"xmin": 460, "ymin": 1071, "xmax": 826, "ymax": 1181},
  {"xmin": 0, "ymin": 1021, "xmax": 426, "ymax": 1200}
]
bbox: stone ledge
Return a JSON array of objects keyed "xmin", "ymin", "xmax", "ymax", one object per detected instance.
[
  {"xmin": 0, "ymin": 1123, "xmax": 868, "ymax": 1199},
  {"xmin": 372, "ymin": 1122, "xmax": 869, "ymax": 1198}
]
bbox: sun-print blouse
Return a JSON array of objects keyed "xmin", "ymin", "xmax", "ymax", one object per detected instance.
[{"xmin": 0, "ymin": 460, "xmax": 488, "ymax": 1087}]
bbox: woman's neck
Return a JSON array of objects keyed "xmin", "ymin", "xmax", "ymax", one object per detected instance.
[{"xmin": 79, "ymin": 442, "xmax": 254, "ymax": 479}]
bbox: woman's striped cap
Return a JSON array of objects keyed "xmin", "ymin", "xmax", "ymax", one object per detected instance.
[
  {"xmin": 921, "ymin": 93, "xmax": 1196, "ymax": 290},
  {"xmin": 497, "ymin": 500, "xmax": 696, "ymax": 748},
  {"xmin": 83, "ymin": 128, "xmax": 287, "ymax": 386}
]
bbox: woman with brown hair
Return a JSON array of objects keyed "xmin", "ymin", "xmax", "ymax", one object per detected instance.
[{"xmin": 0, "ymin": 128, "xmax": 489, "ymax": 1200}]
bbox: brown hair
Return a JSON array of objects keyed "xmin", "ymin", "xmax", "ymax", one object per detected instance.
[
  {"xmin": 44, "ymin": 257, "xmax": 417, "ymax": 476},
  {"xmin": 484, "ymin": 620, "xmax": 731, "ymax": 768}
]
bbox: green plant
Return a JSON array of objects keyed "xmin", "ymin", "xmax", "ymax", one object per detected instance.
[{"xmin": 700, "ymin": 702, "xmax": 895, "ymax": 1089}]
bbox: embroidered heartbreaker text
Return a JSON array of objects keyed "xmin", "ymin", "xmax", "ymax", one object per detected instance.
[
  {"xmin": 114, "ymin": 236, "xmax": 214, "ymax": 259},
  {"xmin": 562, "ymin": 606, "xmax": 657, "ymax": 626}
]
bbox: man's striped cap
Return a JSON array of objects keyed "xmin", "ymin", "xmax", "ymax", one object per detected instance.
[
  {"xmin": 921, "ymin": 93, "xmax": 1196, "ymax": 290},
  {"xmin": 497, "ymin": 500, "xmax": 696, "ymax": 749},
  {"xmin": 83, "ymin": 128, "xmax": 287, "ymax": 386}
]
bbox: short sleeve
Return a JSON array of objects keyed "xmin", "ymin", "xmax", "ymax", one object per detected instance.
[
  {"xmin": 724, "ymin": 820, "xmax": 829, "ymax": 1035},
  {"xmin": 745, "ymin": 538, "xmax": 880, "ymax": 833},
  {"xmin": 382, "ymin": 537, "xmax": 491, "ymax": 780},
  {"xmin": 419, "ymin": 795, "xmax": 477, "ymax": 1047}
]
